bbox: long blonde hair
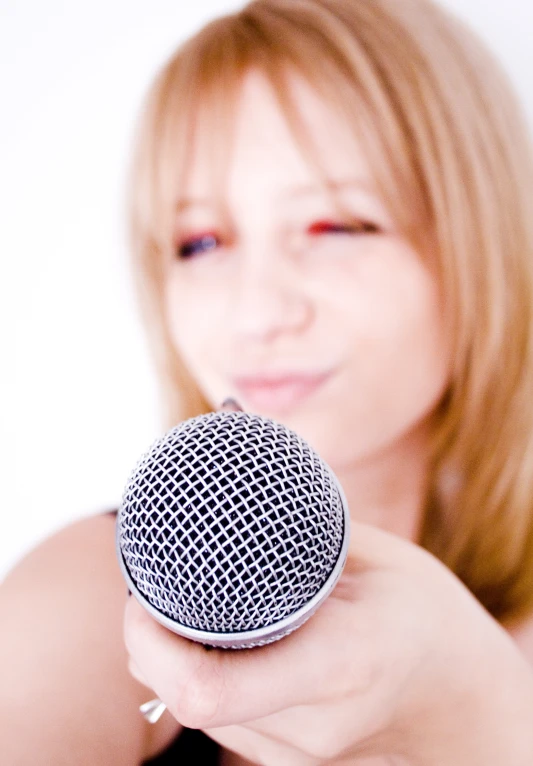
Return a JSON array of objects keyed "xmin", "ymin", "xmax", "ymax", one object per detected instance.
[{"xmin": 128, "ymin": 0, "xmax": 533, "ymax": 623}]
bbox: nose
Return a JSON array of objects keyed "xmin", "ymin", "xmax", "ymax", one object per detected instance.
[{"xmin": 229, "ymin": 247, "xmax": 313, "ymax": 344}]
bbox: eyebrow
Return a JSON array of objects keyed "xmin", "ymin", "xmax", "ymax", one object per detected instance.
[{"xmin": 174, "ymin": 177, "xmax": 376, "ymax": 213}]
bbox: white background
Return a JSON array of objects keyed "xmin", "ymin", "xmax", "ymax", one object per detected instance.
[{"xmin": 3, "ymin": 0, "xmax": 533, "ymax": 580}]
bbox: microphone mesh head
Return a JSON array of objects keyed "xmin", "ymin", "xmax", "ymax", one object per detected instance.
[{"xmin": 117, "ymin": 411, "xmax": 348, "ymax": 645}]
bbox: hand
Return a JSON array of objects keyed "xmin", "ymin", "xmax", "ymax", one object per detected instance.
[{"xmin": 124, "ymin": 516, "xmax": 533, "ymax": 765}]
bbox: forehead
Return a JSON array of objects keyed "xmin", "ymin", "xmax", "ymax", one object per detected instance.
[{"xmin": 183, "ymin": 69, "xmax": 374, "ymax": 201}]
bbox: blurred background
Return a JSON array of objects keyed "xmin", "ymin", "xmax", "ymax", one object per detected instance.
[{"xmin": 3, "ymin": 0, "xmax": 533, "ymax": 580}]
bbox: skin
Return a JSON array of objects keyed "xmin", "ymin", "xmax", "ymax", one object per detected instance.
[{"xmin": 1, "ymin": 70, "xmax": 533, "ymax": 765}]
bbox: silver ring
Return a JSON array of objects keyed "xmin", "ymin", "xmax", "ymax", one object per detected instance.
[{"xmin": 139, "ymin": 698, "xmax": 167, "ymax": 724}]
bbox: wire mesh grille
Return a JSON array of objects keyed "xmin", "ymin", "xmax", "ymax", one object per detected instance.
[{"xmin": 118, "ymin": 411, "xmax": 345, "ymax": 635}]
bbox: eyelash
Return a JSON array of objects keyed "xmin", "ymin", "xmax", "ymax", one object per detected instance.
[
  {"xmin": 175, "ymin": 219, "xmax": 380, "ymax": 259},
  {"xmin": 307, "ymin": 219, "xmax": 380, "ymax": 236},
  {"xmin": 176, "ymin": 232, "xmax": 220, "ymax": 259}
]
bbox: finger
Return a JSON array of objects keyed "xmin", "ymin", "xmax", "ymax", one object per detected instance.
[
  {"xmin": 346, "ymin": 520, "xmax": 430, "ymax": 573},
  {"xmin": 236, "ymin": 699, "xmax": 374, "ymax": 762},
  {"xmin": 124, "ymin": 598, "xmax": 219, "ymax": 725},
  {"xmin": 239, "ymin": 705, "xmax": 333, "ymax": 756},
  {"xmin": 204, "ymin": 723, "xmax": 322, "ymax": 766},
  {"xmin": 124, "ymin": 593, "xmax": 366, "ymax": 730}
]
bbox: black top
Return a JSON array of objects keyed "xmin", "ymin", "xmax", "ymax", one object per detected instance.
[{"xmin": 143, "ymin": 727, "xmax": 221, "ymax": 765}]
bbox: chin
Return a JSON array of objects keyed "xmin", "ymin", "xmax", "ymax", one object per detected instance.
[{"xmin": 266, "ymin": 408, "xmax": 349, "ymax": 469}]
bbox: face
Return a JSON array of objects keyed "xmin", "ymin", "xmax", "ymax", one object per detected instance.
[{"xmin": 163, "ymin": 70, "xmax": 450, "ymax": 472}]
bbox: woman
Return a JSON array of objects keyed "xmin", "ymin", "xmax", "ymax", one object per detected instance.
[{"xmin": 2, "ymin": 0, "xmax": 533, "ymax": 763}]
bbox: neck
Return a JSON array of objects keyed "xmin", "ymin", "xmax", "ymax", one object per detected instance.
[{"xmin": 333, "ymin": 426, "xmax": 431, "ymax": 543}]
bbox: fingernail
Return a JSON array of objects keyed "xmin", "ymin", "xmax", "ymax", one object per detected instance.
[{"xmin": 220, "ymin": 397, "xmax": 243, "ymax": 411}]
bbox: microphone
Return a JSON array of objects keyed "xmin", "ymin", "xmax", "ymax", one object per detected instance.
[{"xmin": 117, "ymin": 410, "xmax": 350, "ymax": 650}]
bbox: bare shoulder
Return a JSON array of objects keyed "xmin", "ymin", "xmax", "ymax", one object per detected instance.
[
  {"xmin": 0, "ymin": 514, "xmax": 181, "ymax": 765},
  {"xmin": 3, "ymin": 513, "xmax": 120, "ymax": 594}
]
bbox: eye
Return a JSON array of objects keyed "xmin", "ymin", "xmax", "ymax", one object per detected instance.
[
  {"xmin": 175, "ymin": 232, "xmax": 220, "ymax": 259},
  {"xmin": 308, "ymin": 219, "xmax": 380, "ymax": 236}
]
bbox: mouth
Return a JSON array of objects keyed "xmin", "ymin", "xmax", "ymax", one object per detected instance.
[{"xmin": 231, "ymin": 370, "xmax": 333, "ymax": 414}]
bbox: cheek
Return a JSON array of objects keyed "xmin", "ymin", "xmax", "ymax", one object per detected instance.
[
  {"xmin": 306, "ymin": 250, "xmax": 450, "ymax": 464},
  {"xmin": 336, "ymin": 241, "xmax": 448, "ymax": 368},
  {"xmin": 358, "ymin": 260, "xmax": 449, "ymax": 401},
  {"xmin": 164, "ymin": 274, "xmax": 225, "ymax": 373}
]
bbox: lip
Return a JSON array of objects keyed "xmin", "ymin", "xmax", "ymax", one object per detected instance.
[{"xmin": 231, "ymin": 370, "xmax": 333, "ymax": 413}]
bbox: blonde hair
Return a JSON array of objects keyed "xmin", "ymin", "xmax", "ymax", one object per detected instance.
[{"xmin": 128, "ymin": 0, "xmax": 533, "ymax": 623}]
